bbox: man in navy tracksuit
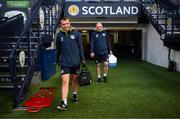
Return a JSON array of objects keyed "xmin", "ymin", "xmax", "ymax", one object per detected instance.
[
  {"xmin": 56, "ymin": 17, "xmax": 86, "ymax": 111},
  {"xmin": 90, "ymin": 22, "xmax": 112, "ymax": 82}
]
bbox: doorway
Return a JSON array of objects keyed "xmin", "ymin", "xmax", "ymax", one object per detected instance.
[
  {"xmin": 116, "ymin": 30, "xmax": 142, "ymax": 59},
  {"xmin": 81, "ymin": 32, "xmax": 89, "ymax": 59},
  {"xmin": 80, "ymin": 30, "xmax": 142, "ymax": 60}
]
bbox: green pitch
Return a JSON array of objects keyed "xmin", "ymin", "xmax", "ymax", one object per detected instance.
[{"xmin": 1, "ymin": 58, "xmax": 180, "ymax": 118}]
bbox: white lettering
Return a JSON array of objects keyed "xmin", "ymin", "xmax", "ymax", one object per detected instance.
[
  {"xmin": 82, "ymin": 6, "xmax": 88, "ymax": 15},
  {"xmin": 116, "ymin": 6, "xmax": 123, "ymax": 14},
  {"xmin": 89, "ymin": 6, "xmax": 95, "ymax": 15},
  {"xmin": 81, "ymin": 5, "xmax": 139, "ymax": 16},
  {"xmin": 123, "ymin": 6, "xmax": 130, "ymax": 14},
  {"xmin": 103, "ymin": 6, "xmax": 109, "ymax": 15},
  {"xmin": 96, "ymin": 6, "xmax": 103, "ymax": 15},
  {"xmin": 132, "ymin": 6, "xmax": 138, "ymax": 14},
  {"xmin": 110, "ymin": 6, "xmax": 115, "ymax": 15}
]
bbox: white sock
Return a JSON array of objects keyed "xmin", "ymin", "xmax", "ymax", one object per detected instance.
[
  {"xmin": 103, "ymin": 74, "xmax": 107, "ymax": 77},
  {"xmin": 62, "ymin": 99, "xmax": 67, "ymax": 105},
  {"xmin": 98, "ymin": 75, "xmax": 101, "ymax": 78},
  {"xmin": 73, "ymin": 92, "xmax": 77, "ymax": 95}
]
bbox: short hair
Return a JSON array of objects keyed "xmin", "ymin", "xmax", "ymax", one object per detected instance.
[
  {"xmin": 96, "ymin": 22, "xmax": 103, "ymax": 26},
  {"xmin": 60, "ymin": 17, "xmax": 71, "ymax": 22}
]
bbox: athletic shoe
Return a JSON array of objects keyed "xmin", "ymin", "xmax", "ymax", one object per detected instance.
[
  {"xmin": 97, "ymin": 78, "xmax": 101, "ymax": 82},
  {"xmin": 72, "ymin": 94, "xmax": 78, "ymax": 103},
  {"xmin": 103, "ymin": 76, "xmax": 107, "ymax": 82},
  {"xmin": 57, "ymin": 101, "xmax": 67, "ymax": 111}
]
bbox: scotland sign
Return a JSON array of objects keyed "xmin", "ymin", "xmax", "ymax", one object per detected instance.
[{"xmin": 65, "ymin": 3, "xmax": 140, "ymax": 17}]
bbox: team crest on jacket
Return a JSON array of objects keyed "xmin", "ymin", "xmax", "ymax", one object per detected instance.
[
  {"xmin": 102, "ymin": 33, "xmax": 106, "ymax": 37},
  {"xmin": 96, "ymin": 34, "xmax": 98, "ymax": 38},
  {"xmin": 61, "ymin": 37, "xmax": 63, "ymax": 42},
  {"xmin": 70, "ymin": 35, "xmax": 75, "ymax": 39}
]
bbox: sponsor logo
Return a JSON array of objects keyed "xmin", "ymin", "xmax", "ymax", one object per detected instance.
[
  {"xmin": 61, "ymin": 37, "xmax": 64, "ymax": 42},
  {"xmin": 68, "ymin": 5, "xmax": 79, "ymax": 16},
  {"xmin": 167, "ymin": 18, "xmax": 172, "ymax": 28},
  {"xmin": 19, "ymin": 51, "xmax": 25, "ymax": 67},
  {"xmin": 96, "ymin": 34, "xmax": 98, "ymax": 38},
  {"xmin": 70, "ymin": 35, "xmax": 75, "ymax": 39}
]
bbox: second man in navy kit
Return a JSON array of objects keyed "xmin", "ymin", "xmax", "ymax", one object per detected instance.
[
  {"xmin": 90, "ymin": 22, "xmax": 113, "ymax": 82},
  {"xmin": 56, "ymin": 17, "xmax": 86, "ymax": 111}
]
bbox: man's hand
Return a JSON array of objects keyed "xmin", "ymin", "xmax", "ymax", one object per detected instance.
[
  {"xmin": 90, "ymin": 53, "xmax": 95, "ymax": 58},
  {"xmin": 110, "ymin": 51, "xmax": 113, "ymax": 55}
]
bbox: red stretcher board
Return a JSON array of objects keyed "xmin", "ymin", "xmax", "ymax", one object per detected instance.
[{"xmin": 23, "ymin": 87, "xmax": 56, "ymax": 112}]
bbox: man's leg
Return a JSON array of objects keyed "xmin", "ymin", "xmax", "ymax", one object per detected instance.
[
  {"xmin": 96, "ymin": 63, "xmax": 101, "ymax": 82},
  {"xmin": 71, "ymin": 74, "xmax": 78, "ymax": 94},
  {"xmin": 102, "ymin": 53, "xmax": 109, "ymax": 82},
  {"xmin": 71, "ymin": 74, "xmax": 79, "ymax": 103},
  {"xmin": 103, "ymin": 61, "xmax": 108, "ymax": 82},
  {"xmin": 57, "ymin": 73, "xmax": 69, "ymax": 111},
  {"xmin": 62, "ymin": 74, "xmax": 70, "ymax": 102},
  {"xmin": 103, "ymin": 62, "xmax": 108, "ymax": 75}
]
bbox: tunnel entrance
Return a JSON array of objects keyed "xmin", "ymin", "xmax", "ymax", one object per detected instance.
[{"xmin": 80, "ymin": 29, "xmax": 142, "ymax": 60}]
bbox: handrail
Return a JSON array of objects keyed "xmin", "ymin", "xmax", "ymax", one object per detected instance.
[
  {"xmin": 140, "ymin": 0, "xmax": 165, "ymax": 33},
  {"xmin": 0, "ymin": 14, "xmax": 23, "ymax": 28},
  {"xmin": 16, "ymin": 40, "xmax": 42, "ymax": 105},
  {"xmin": 7, "ymin": 0, "xmax": 62, "ymax": 108},
  {"xmin": 140, "ymin": 0, "xmax": 179, "ymax": 36},
  {"xmin": 10, "ymin": 0, "xmax": 45, "ymax": 108},
  {"xmin": 155, "ymin": 0, "xmax": 180, "ymax": 11},
  {"xmin": 140, "ymin": 0, "xmax": 180, "ymax": 51},
  {"xmin": 9, "ymin": 0, "xmax": 44, "ymax": 59}
]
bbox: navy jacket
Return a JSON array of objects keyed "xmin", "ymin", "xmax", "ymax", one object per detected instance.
[
  {"xmin": 56, "ymin": 29, "xmax": 85, "ymax": 67},
  {"xmin": 90, "ymin": 30, "xmax": 111, "ymax": 55}
]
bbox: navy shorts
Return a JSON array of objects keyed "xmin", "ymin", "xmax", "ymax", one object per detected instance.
[
  {"xmin": 95, "ymin": 53, "xmax": 109, "ymax": 64},
  {"xmin": 61, "ymin": 65, "xmax": 80, "ymax": 75}
]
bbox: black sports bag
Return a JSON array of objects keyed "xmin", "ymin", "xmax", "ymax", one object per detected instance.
[{"xmin": 78, "ymin": 66, "xmax": 92, "ymax": 86}]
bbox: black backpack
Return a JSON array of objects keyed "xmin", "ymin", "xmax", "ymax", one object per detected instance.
[{"xmin": 78, "ymin": 66, "xmax": 92, "ymax": 86}]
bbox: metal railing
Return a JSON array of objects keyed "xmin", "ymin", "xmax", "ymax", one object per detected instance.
[
  {"xmin": 8, "ymin": 0, "xmax": 62, "ymax": 108},
  {"xmin": 140, "ymin": 0, "xmax": 180, "ymax": 39}
]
